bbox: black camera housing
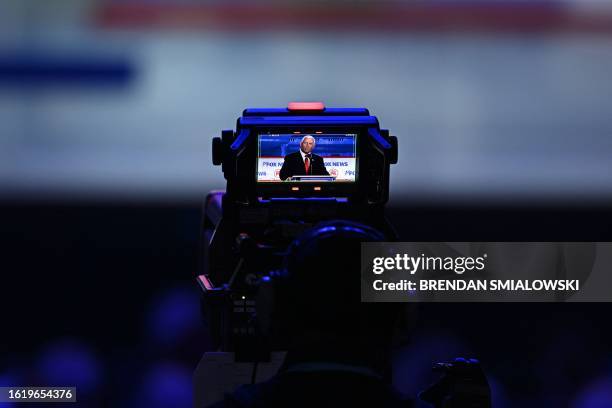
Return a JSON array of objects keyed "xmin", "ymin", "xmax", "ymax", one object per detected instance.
[
  {"xmin": 212, "ymin": 104, "xmax": 397, "ymax": 204},
  {"xmin": 201, "ymin": 103, "xmax": 398, "ymax": 357}
]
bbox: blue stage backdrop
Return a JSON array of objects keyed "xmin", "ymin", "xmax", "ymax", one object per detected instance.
[{"xmin": 257, "ymin": 133, "xmax": 357, "ymax": 182}]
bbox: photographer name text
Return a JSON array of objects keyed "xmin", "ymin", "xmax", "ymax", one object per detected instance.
[{"xmin": 373, "ymin": 279, "xmax": 580, "ymax": 292}]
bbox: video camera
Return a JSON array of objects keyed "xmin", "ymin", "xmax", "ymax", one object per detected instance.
[
  {"xmin": 194, "ymin": 103, "xmax": 492, "ymax": 408},
  {"xmin": 197, "ymin": 102, "xmax": 398, "ymax": 356}
]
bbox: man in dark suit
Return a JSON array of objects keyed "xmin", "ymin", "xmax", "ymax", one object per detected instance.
[{"xmin": 279, "ymin": 135, "xmax": 330, "ymax": 181}]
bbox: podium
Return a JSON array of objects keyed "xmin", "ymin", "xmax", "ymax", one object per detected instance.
[{"xmin": 287, "ymin": 175, "xmax": 337, "ymax": 182}]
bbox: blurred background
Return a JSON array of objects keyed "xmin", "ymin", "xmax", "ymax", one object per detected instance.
[{"xmin": 1, "ymin": 0, "xmax": 612, "ymax": 407}]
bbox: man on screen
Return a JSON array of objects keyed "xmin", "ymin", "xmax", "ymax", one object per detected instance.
[{"xmin": 279, "ymin": 135, "xmax": 330, "ymax": 181}]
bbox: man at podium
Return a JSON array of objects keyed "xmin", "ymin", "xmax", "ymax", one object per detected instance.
[{"xmin": 279, "ymin": 135, "xmax": 330, "ymax": 181}]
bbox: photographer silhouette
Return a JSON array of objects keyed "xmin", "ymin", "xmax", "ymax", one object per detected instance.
[{"xmin": 207, "ymin": 220, "xmax": 411, "ymax": 408}]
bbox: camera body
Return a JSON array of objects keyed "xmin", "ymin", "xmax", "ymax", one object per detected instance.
[
  {"xmin": 195, "ymin": 104, "xmax": 491, "ymax": 408},
  {"xmin": 199, "ymin": 103, "xmax": 398, "ymax": 358}
]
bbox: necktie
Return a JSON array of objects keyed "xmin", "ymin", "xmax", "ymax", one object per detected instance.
[{"xmin": 304, "ymin": 155, "xmax": 310, "ymax": 174}]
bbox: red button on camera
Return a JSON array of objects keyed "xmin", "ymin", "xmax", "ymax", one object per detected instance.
[{"xmin": 288, "ymin": 102, "xmax": 325, "ymax": 111}]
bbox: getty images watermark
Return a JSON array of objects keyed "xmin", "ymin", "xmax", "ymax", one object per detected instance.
[{"xmin": 361, "ymin": 242, "xmax": 612, "ymax": 302}]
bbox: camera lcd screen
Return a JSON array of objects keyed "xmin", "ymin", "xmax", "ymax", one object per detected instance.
[{"xmin": 257, "ymin": 133, "xmax": 357, "ymax": 183}]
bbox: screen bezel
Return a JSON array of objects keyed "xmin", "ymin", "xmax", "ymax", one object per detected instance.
[{"xmin": 250, "ymin": 126, "xmax": 365, "ymax": 199}]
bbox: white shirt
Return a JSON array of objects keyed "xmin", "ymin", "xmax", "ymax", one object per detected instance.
[{"xmin": 299, "ymin": 149, "xmax": 311, "ymax": 163}]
